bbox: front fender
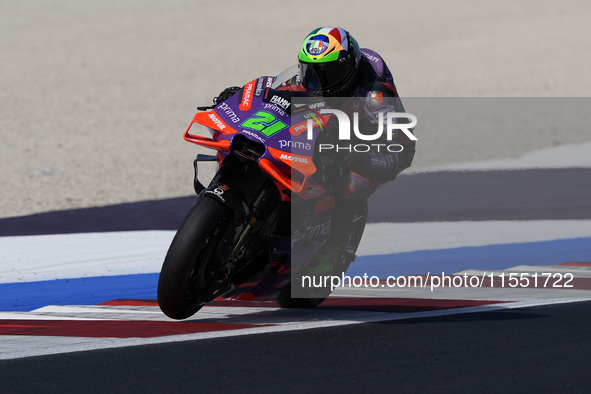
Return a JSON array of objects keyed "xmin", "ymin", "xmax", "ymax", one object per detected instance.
[{"xmin": 200, "ymin": 183, "xmax": 249, "ymax": 218}]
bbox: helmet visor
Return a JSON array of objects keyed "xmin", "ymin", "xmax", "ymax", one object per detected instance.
[{"xmin": 300, "ymin": 56, "xmax": 355, "ymax": 94}]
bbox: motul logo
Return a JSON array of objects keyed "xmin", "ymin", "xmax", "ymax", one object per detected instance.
[
  {"xmin": 208, "ymin": 113, "xmax": 226, "ymax": 130},
  {"xmin": 280, "ymin": 153, "xmax": 309, "ymax": 163}
]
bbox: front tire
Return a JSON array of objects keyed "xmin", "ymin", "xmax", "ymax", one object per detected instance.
[{"xmin": 157, "ymin": 197, "xmax": 232, "ymax": 319}]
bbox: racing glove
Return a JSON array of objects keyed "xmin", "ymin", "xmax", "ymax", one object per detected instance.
[{"xmin": 214, "ymin": 86, "xmax": 241, "ymax": 106}]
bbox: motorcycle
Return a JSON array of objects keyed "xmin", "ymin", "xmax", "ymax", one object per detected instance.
[{"xmin": 157, "ymin": 66, "xmax": 370, "ymax": 320}]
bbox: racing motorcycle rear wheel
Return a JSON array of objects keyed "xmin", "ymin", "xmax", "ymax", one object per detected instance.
[{"xmin": 157, "ymin": 196, "xmax": 232, "ymax": 320}]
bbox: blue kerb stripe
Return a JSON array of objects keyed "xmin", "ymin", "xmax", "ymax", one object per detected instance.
[
  {"xmin": 0, "ymin": 273, "xmax": 159, "ymax": 312},
  {"xmin": 348, "ymin": 237, "xmax": 591, "ymax": 277},
  {"xmin": 1, "ymin": 238, "xmax": 589, "ymax": 312}
]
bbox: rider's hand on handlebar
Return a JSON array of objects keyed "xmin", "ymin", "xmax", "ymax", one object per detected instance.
[{"xmin": 213, "ymin": 86, "xmax": 241, "ymax": 106}]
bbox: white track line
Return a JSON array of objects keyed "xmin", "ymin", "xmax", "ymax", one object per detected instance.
[{"xmin": 1, "ymin": 297, "xmax": 590, "ymax": 361}]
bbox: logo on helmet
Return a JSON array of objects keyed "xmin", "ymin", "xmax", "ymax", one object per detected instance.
[{"xmin": 308, "ymin": 39, "xmax": 328, "ymax": 55}]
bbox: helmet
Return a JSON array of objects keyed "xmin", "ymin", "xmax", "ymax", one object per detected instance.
[{"xmin": 298, "ymin": 27, "xmax": 361, "ymax": 96}]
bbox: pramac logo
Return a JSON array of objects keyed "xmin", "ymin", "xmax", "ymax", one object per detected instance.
[{"xmin": 239, "ymin": 80, "xmax": 256, "ymax": 111}]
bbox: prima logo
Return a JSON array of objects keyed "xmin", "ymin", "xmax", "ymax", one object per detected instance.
[
  {"xmin": 306, "ymin": 109, "xmax": 417, "ymax": 153},
  {"xmin": 297, "ymin": 219, "xmax": 331, "ymax": 242},
  {"xmin": 216, "ymin": 102, "xmax": 240, "ymax": 123},
  {"xmin": 263, "ymin": 103, "xmax": 286, "ymax": 117},
  {"xmin": 279, "ymin": 140, "xmax": 312, "ymax": 151}
]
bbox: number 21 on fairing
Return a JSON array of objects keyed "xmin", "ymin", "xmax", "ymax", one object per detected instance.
[{"xmin": 240, "ymin": 111, "xmax": 287, "ymax": 137}]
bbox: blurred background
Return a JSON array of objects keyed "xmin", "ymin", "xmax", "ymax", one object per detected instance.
[{"xmin": 1, "ymin": 0, "xmax": 589, "ymax": 217}]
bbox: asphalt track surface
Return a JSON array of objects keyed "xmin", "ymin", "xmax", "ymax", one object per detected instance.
[
  {"xmin": 2, "ymin": 168, "xmax": 590, "ymax": 236},
  {"xmin": 1, "ymin": 168, "xmax": 590, "ymax": 392},
  {"xmin": 2, "ymin": 302, "xmax": 590, "ymax": 393}
]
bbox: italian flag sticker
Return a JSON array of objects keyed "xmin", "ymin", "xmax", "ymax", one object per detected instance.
[{"xmin": 309, "ymin": 40, "xmax": 325, "ymax": 54}]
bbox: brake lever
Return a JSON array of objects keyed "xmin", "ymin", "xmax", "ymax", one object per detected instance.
[{"xmin": 197, "ymin": 105, "xmax": 215, "ymax": 111}]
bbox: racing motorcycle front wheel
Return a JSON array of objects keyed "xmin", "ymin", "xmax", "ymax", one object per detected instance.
[{"xmin": 157, "ymin": 196, "xmax": 233, "ymax": 320}]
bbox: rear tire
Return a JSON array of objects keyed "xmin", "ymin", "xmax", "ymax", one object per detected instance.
[{"xmin": 157, "ymin": 197, "xmax": 232, "ymax": 319}]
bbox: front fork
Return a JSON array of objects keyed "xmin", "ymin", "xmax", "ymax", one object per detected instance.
[{"xmin": 192, "ymin": 152, "xmax": 281, "ymax": 282}]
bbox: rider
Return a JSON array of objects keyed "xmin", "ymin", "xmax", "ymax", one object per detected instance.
[
  {"xmin": 297, "ymin": 27, "xmax": 415, "ymax": 181},
  {"xmin": 293, "ymin": 27, "xmax": 416, "ymax": 278},
  {"xmin": 217, "ymin": 27, "xmax": 415, "ymax": 185},
  {"xmin": 215, "ymin": 27, "xmax": 415, "ymax": 285}
]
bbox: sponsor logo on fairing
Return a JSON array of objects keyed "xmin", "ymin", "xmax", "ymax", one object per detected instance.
[
  {"xmin": 217, "ymin": 102, "xmax": 241, "ymax": 123},
  {"xmin": 280, "ymin": 153, "xmax": 309, "ymax": 164},
  {"xmin": 306, "ymin": 219, "xmax": 331, "ymax": 239},
  {"xmin": 213, "ymin": 184, "xmax": 229, "ymax": 194},
  {"xmin": 269, "ymin": 95, "xmax": 291, "ymax": 111},
  {"xmin": 263, "ymin": 103, "xmax": 286, "ymax": 117},
  {"xmin": 290, "ymin": 115, "xmax": 327, "ymax": 136},
  {"xmin": 205, "ymin": 184, "xmax": 230, "ymax": 202},
  {"xmin": 255, "ymin": 77, "xmax": 266, "ymax": 97},
  {"xmin": 294, "ymin": 219, "xmax": 332, "ymax": 242},
  {"xmin": 241, "ymin": 129, "xmax": 266, "ymax": 143},
  {"xmin": 208, "ymin": 113, "xmax": 226, "ymax": 130},
  {"xmin": 309, "ymin": 101, "xmax": 326, "ymax": 109},
  {"xmin": 279, "ymin": 140, "xmax": 312, "ymax": 151},
  {"xmin": 239, "ymin": 81, "xmax": 255, "ymax": 111}
]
